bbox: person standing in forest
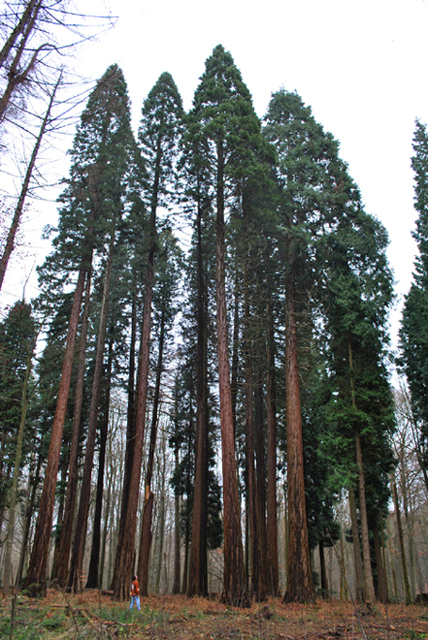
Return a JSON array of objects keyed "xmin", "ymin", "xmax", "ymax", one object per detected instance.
[{"xmin": 130, "ymin": 575, "xmax": 140, "ymax": 611}]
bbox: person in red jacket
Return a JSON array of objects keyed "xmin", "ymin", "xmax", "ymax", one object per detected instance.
[{"xmin": 130, "ymin": 574, "xmax": 140, "ymax": 611}]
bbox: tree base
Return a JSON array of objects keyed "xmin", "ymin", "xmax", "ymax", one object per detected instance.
[{"xmin": 220, "ymin": 588, "xmax": 251, "ymax": 608}]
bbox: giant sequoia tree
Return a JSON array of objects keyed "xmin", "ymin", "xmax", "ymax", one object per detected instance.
[
  {"xmin": 190, "ymin": 44, "xmax": 267, "ymax": 606},
  {"xmin": 7, "ymin": 46, "xmax": 402, "ymax": 603},
  {"xmin": 24, "ymin": 65, "xmax": 137, "ymax": 596},
  {"xmin": 112, "ymin": 71, "xmax": 183, "ymax": 600}
]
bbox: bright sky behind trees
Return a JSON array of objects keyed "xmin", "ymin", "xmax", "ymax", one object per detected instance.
[{"xmin": 2, "ymin": 0, "xmax": 428, "ymax": 350}]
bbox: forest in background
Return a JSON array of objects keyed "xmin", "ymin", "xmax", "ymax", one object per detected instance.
[{"xmin": 1, "ymin": 0, "xmax": 428, "ymax": 610}]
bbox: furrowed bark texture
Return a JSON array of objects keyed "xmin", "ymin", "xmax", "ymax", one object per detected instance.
[
  {"xmin": 24, "ymin": 264, "xmax": 88, "ymax": 596},
  {"xmin": 283, "ymin": 270, "xmax": 313, "ymax": 603},
  {"xmin": 216, "ymin": 141, "xmax": 248, "ymax": 607}
]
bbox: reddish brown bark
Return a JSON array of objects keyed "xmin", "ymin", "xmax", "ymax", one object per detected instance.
[
  {"xmin": 266, "ymin": 286, "xmax": 279, "ymax": 595},
  {"xmin": 51, "ymin": 271, "xmax": 91, "ymax": 586},
  {"xmin": 24, "ymin": 263, "xmax": 88, "ymax": 596},
  {"xmin": 283, "ymin": 269, "xmax": 313, "ymax": 604},
  {"xmin": 216, "ymin": 141, "xmax": 248, "ymax": 607},
  {"xmin": 86, "ymin": 340, "xmax": 113, "ymax": 588},
  {"xmin": 137, "ymin": 304, "xmax": 166, "ymax": 594},
  {"xmin": 67, "ymin": 233, "xmax": 115, "ymax": 593},
  {"xmin": 349, "ymin": 485, "xmax": 365, "ymax": 603},
  {"xmin": 187, "ymin": 192, "xmax": 208, "ymax": 598},
  {"xmin": 112, "ymin": 223, "xmax": 155, "ymax": 601}
]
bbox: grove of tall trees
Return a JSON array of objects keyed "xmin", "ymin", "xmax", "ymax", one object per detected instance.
[{"xmin": 1, "ymin": 39, "xmax": 428, "ymax": 607}]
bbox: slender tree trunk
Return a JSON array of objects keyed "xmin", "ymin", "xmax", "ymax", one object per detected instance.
[
  {"xmin": 0, "ymin": 73, "xmax": 61, "ymax": 289},
  {"xmin": 254, "ymin": 367, "xmax": 267, "ymax": 599},
  {"xmin": 24, "ymin": 261, "xmax": 89, "ymax": 596},
  {"xmin": 266, "ymin": 284, "xmax": 279, "ymax": 596},
  {"xmin": 348, "ymin": 339, "xmax": 376, "ymax": 602},
  {"xmin": 137, "ymin": 303, "xmax": 166, "ymax": 594},
  {"xmin": 283, "ymin": 267, "xmax": 313, "ymax": 603},
  {"xmin": 99, "ymin": 443, "xmax": 114, "ymax": 589},
  {"xmin": 243, "ymin": 260, "xmax": 265, "ymax": 602},
  {"xmin": 51, "ymin": 271, "xmax": 91, "ymax": 585},
  {"xmin": 231, "ymin": 272, "xmax": 240, "ymax": 435},
  {"xmin": 373, "ymin": 520, "xmax": 388, "ymax": 603},
  {"xmin": 182, "ymin": 515, "xmax": 189, "ymax": 594},
  {"xmin": 391, "ymin": 477, "xmax": 412, "ymax": 603},
  {"xmin": 67, "ymin": 232, "xmax": 115, "ymax": 592},
  {"xmin": 172, "ymin": 440, "xmax": 181, "ymax": 595},
  {"xmin": 188, "ymin": 191, "xmax": 209, "ymax": 597},
  {"xmin": 349, "ymin": 486, "xmax": 365, "ymax": 603},
  {"xmin": 216, "ymin": 141, "xmax": 248, "ymax": 607},
  {"xmin": 16, "ymin": 457, "xmax": 38, "ymax": 586},
  {"xmin": 110, "ymin": 282, "xmax": 138, "ymax": 590},
  {"xmin": 400, "ymin": 462, "xmax": 417, "ymax": 600},
  {"xmin": 86, "ymin": 341, "xmax": 113, "ymax": 588},
  {"xmin": 155, "ymin": 490, "xmax": 166, "ymax": 593},
  {"xmin": 0, "ymin": 1, "xmax": 43, "ymax": 122},
  {"xmin": 0, "ymin": 0, "xmax": 41, "ymax": 70},
  {"xmin": 112, "ymin": 138, "xmax": 161, "ymax": 599},
  {"xmin": 354, "ymin": 428, "xmax": 376, "ymax": 602},
  {"xmin": 319, "ymin": 540, "xmax": 328, "ymax": 598},
  {"xmin": 3, "ymin": 335, "xmax": 34, "ymax": 595}
]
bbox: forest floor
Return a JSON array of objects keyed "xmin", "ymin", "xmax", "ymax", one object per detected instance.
[{"xmin": 1, "ymin": 589, "xmax": 427, "ymax": 640}]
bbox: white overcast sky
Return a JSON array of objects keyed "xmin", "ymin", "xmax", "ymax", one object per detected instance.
[{"xmin": 3, "ymin": 0, "xmax": 428, "ymax": 350}]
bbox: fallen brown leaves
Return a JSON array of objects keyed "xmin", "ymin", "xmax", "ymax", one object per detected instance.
[{"xmin": 1, "ymin": 589, "xmax": 427, "ymax": 639}]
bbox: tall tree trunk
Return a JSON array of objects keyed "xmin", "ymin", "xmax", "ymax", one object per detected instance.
[
  {"xmin": 391, "ymin": 477, "xmax": 412, "ymax": 603},
  {"xmin": 354, "ymin": 427, "xmax": 376, "ymax": 602},
  {"xmin": 0, "ymin": 73, "xmax": 61, "ymax": 289},
  {"xmin": 231, "ymin": 272, "xmax": 240, "ymax": 435},
  {"xmin": 319, "ymin": 539, "xmax": 328, "ymax": 598},
  {"xmin": 243, "ymin": 260, "xmax": 265, "ymax": 602},
  {"xmin": 110, "ymin": 282, "xmax": 138, "ymax": 589},
  {"xmin": 16, "ymin": 452, "xmax": 40, "ymax": 586},
  {"xmin": 172, "ymin": 441, "xmax": 181, "ymax": 594},
  {"xmin": 51, "ymin": 271, "xmax": 91, "ymax": 585},
  {"xmin": 216, "ymin": 141, "xmax": 248, "ymax": 607},
  {"xmin": 3, "ymin": 334, "xmax": 34, "ymax": 595},
  {"xmin": 266, "ymin": 284, "xmax": 279, "ymax": 596},
  {"xmin": 373, "ymin": 520, "xmax": 388, "ymax": 603},
  {"xmin": 188, "ymin": 190, "xmax": 209, "ymax": 597},
  {"xmin": 400, "ymin": 461, "xmax": 417, "ymax": 600},
  {"xmin": 112, "ymin": 137, "xmax": 161, "ymax": 600},
  {"xmin": 86, "ymin": 341, "xmax": 113, "ymax": 588},
  {"xmin": 349, "ymin": 486, "xmax": 365, "ymax": 603},
  {"xmin": 348, "ymin": 339, "xmax": 376, "ymax": 602},
  {"xmin": 254, "ymin": 367, "xmax": 267, "ymax": 599},
  {"xmin": 283, "ymin": 268, "xmax": 313, "ymax": 603},
  {"xmin": 99, "ymin": 439, "xmax": 114, "ymax": 590},
  {"xmin": 137, "ymin": 304, "xmax": 166, "ymax": 594},
  {"xmin": 24, "ymin": 260, "xmax": 89, "ymax": 596},
  {"xmin": 67, "ymin": 233, "xmax": 115, "ymax": 592}
]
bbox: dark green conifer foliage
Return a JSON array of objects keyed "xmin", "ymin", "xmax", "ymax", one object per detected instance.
[
  {"xmin": 0, "ymin": 301, "xmax": 36, "ymax": 525},
  {"xmin": 25, "ymin": 64, "xmax": 138, "ymax": 596},
  {"xmin": 112, "ymin": 71, "xmax": 183, "ymax": 601},
  {"xmin": 191, "ymin": 43, "xmax": 268, "ymax": 606},
  {"xmin": 400, "ymin": 120, "xmax": 428, "ymax": 477}
]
